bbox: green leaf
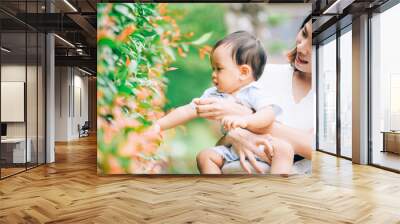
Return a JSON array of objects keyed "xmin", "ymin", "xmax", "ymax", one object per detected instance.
[
  {"xmin": 118, "ymin": 85, "xmax": 134, "ymax": 96},
  {"xmin": 181, "ymin": 43, "xmax": 189, "ymax": 52},
  {"xmin": 139, "ymin": 101, "xmax": 151, "ymax": 109},
  {"xmin": 191, "ymin": 32, "xmax": 212, "ymax": 45},
  {"xmin": 164, "ymin": 46, "xmax": 176, "ymax": 61}
]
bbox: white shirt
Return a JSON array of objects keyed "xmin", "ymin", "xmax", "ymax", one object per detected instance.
[{"xmin": 257, "ymin": 64, "xmax": 315, "ymax": 132}]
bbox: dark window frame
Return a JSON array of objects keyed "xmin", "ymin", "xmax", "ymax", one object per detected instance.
[{"xmin": 315, "ymin": 18, "xmax": 353, "ymax": 162}]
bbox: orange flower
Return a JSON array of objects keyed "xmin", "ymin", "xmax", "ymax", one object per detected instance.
[
  {"xmin": 120, "ymin": 126, "xmax": 161, "ymax": 158},
  {"xmin": 199, "ymin": 45, "xmax": 212, "ymax": 60},
  {"xmin": 97, "ymin": 90, "xmax": 104, "ymax": 99},
  {"xmin": 97, "ymin": 30, "xmax": 108, "ymax": 41},
  {"xmin": 136, "ymin": 87, "xmax": 152, "ymax": 101},
  {"xmin": 117, "ymin": 25, "xmax": 136, "ymax": 41},
  {"xmin": 177, "ymin": 47, "xmax": 186, "ymax": 57},
  {"xmin": 154, "ymin": 111, "xmax": 165, "ymax": 120},
  {"xmin": 136, "ymin": 107, "xmax": 148, "ymax": 117},
  {"xmin": 115, "ymin": 96, "xmax": 125, "ymax": 106},
  {"xmin": 150, "ymin": 95, "xmax": 165, "ymax": 107},
  {"xmin": 119, "ymin": 132, "xmax": 140, "ymax": 157},
  {"xmin": 185, "ymin": 32, "xmax": 195, "ymax": 38},
  {"xmin": 172, "ymin": 35, "xmax": 181, "ymax": 42},
  {"xmin": 157, "ymin": 3, "xmax": 168, "ymax": 15},
  {"xmin": 103, "ymin": 123, "xmax": 118, "ymax": 145},
  {"xmin": 98, "ymin": 106, "xmax": 108, "ymax": 116},
  {"xmin": 146, "ymin": 111, "xmax": 158, "ymax": 121},
  {"xmin": 162, "ymin": 38, "xmax": 169, "ymax": 45},
  {"xmin": 128, "ymin": 118, "xmax": 141, "ymax": 128},
  {"xmin": 108, "ymin": 156, "xmax": 124, "ymax": 174},
  {"xmin": 162, "ymin": 15, "xmax": 172, "ymax": 22}
]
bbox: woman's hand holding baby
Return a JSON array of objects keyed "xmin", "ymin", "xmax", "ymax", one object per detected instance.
[
  {"xmin": 226, "ymin": 128, "xmax": 272, "ymax": 174},
  {"xmin": 255, "ymin": 134, "xmax": 274, "ymax": 162}
]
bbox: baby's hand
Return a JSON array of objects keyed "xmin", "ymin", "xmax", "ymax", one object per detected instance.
[
  {"xmin": 147, "ymin": 122, "xmax": 163, "ymax": 143},
  {"xmin": 192, "ymin": 98, "xmax": 201, "ymax": 105},
  {"xmin": 222, "ymin": 115, "xmax": 248, "ymax": 131}
]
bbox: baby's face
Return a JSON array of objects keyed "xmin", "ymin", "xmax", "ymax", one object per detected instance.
[{"xmin": 210, "ymin": 45, "xmax": 242, "ymax": 94}]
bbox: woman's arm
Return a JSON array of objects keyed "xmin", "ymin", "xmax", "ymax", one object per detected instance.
[
  {"xmin": 266, "ymin": 122, "xmax": 313, "ymax": 160},
  {"xmin": 217, "ymin": 123, "xmax": 312, "ymax": 173}
]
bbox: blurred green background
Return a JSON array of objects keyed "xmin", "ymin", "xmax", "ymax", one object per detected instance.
[{"xmin": 164, "ymin": 4, "xmax": 227, "ymax": 110}]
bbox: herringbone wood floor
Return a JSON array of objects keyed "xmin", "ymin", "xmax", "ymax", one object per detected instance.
[{"xmin": 1, "ymin": 135, "xmax": 400, "ymax": 224}]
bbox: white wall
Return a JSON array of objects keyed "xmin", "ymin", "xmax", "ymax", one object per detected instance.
[
  {"xmin": 54, "ymin": 67, "xmax": 89, "ymax": 141},
  {"xmin": 1, "ymin": 65, "xmax": 30, "ymax": 138},
  {"xmin": 72, "ymin": 73, "xmax": 89, "ymax": 138},
  {"xmin": 55, "ymin": 66, "xmax": 69, "ymax": 141},
  {"xmin": 1, "ymin": 64, "xmax": 46, "ymax": 164}
]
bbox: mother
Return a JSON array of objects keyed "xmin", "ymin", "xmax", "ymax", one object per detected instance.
[{"xmin": 196, "ymin": 18, "xmax": 314, "ymax": 174}]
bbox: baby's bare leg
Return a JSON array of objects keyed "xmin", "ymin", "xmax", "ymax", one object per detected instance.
[
  {"xmin": 268, "ymin": 138, "xmax": 294, "ymax": 174},
  {"xmin": 196, "ymin": 149, "xmax": 224, "ymax": 174}
]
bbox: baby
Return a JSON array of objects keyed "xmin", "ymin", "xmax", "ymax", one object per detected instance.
[{"xmin": 156, "ymin": 31, "xmax": 293, "ymax": 174}]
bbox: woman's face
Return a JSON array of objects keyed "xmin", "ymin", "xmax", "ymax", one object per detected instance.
[{"xmin": 294, "ymin": 21, "xmax": 312, "ymax": 73}]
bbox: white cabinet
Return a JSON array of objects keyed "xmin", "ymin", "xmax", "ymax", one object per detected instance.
[{"xmin": 1, "ymin": 138, "xmax": 32, "ymax": 163}]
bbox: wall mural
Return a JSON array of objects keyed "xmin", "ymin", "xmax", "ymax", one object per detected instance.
[{"xmin": 97, "ymin": 3, "xmax": 314, "ymax": 175}]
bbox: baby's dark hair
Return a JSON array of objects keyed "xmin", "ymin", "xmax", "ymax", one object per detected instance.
[{"xmin": 211, "ymin": 31, "xmax": 267, "ymax": 81}]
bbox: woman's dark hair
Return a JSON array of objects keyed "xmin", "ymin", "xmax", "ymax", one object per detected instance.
[
  {"xmin": 211, "ymin": 31, "xmax": 267, "ymax": 81},
  {"xmin": 287, "ymin": 15, "xmax": 312, "ymax": 69}
]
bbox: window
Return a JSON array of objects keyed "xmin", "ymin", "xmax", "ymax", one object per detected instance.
[
  {"xmin": 340, "ymin": 28, "xmax": 352, "ymax": 158},
  {"xmin": 390, "ymin": 74, "xmax": 400, "ymax": 130},
  {"xmin": 318, "ymin": 36, "xmax": 337, "ymax": 154},
  {"xmin": 370, "ymin": 2, "xmax": 400, "ymax": 171}
]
